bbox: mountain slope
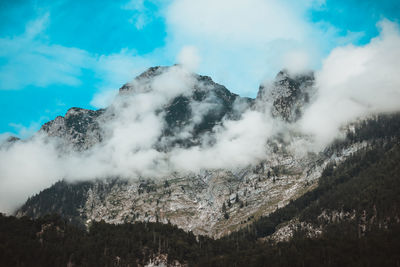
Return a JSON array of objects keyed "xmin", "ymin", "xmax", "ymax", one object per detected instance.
[
  {"xmin": 4, "ymin": 135, "xmax": 400, "ymax": 266},
  {"xmin": 228, "ymin": 119, "xmax": 400, "ymax": 243},
  {"xmin": 15, "ymin": 67, "xmax": 398, "ymax": 239},
  {"xmin": 16, "ymin": 67, "xmax": 326, "ymax": 237},
  {"xmin": 256, "ymin": 70, "xmax": 315, "ymax": 122}
]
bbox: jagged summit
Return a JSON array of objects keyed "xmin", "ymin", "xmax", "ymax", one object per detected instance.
[
  {"xmin": 119, "ymin": 66, "xmax": 169, "ymax": 93},
  {"xmin": 257, "ymin": 69, "xmax": 315, "ymax": 122},
  {"xmin": 119, "ymin": 65, "xmax": 241, "ymax": 101},
  {"xmin": 29, "ymin": 66, "xmax": 318, "ymax": 153},
  {"xmin": 40, "ymin": 107, "xmax": 104, "ymax": 150},
  {"xmin": 40, "ymin": 66, "xmax": 254, "ymax": 150},
  {"xmin": 16, "ymin": 67, "xmax": 314, "ymax": 152},
  {"xmin": 119, "ymin": 66, "xmax": 254, "ymax": 148}
]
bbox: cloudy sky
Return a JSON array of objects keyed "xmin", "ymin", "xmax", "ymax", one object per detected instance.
[{"xmin": 0, "ymin": 0, "xmax": 399, "ymax": 137}]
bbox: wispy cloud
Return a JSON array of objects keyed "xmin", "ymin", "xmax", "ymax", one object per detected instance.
[
  {"xmin": 0, "ymin": 13, "xmax": 91, "ymax": 90},
  {"xmin": 0, "ymin": 13, "xmax": 158, "ymax": 109},
  {"xmin": 9, "ymin": 122, "xmax": 42, "ymax": 140},
  {"xmin": 123, "ymin": 0, "xmax": 158, "ymax": 30},
  {"xmin": 90, "ymin": 49, "xmax": 156, "ymax": 108}
]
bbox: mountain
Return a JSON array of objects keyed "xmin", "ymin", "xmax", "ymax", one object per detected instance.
[
  {"xmin": 257, "ymin": 69, "xmax": 315, "ymax": 122},
  {"xmin": 14, "ymin": 67, "xmax": 326, "ymax": 236},
  {"xmin": 40, "ymin": 107, "xmax": 104, "ymax": 151},
  {"xmin": 40, "ymin": 66, "xmax": 252, "ymax": 152},
  {"xmin": 15, "ymin": 66, "xmax": 369, "ymax": 238},
  {"xmin": 5, "ymin": 65, "xmax": 400, "ymax": 265}
]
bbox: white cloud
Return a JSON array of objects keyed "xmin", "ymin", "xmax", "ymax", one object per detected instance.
[
  {"xmin": 170, "ymin": 110, "xmax": 274, "ymax": 172},
  {"xmin": 24, "ymin": 12, "xmax": 50, "ymax": 39},
  {"xmin": 177, "ymin": 46, "xmax": 201, "ymax": 72},
  {"xmin": 300, "ymin": 19, "xmax": 400, "ymax": 148},
  {"xmin": 123, "ymin": 0, "xmax": 155, "ymax": 30},
  {"xmin": 90, "ymin": 89, "xmax": 119, "ymax": 109},
  {"xmin": 0, "ymin": 133, "xmax": 12, "ymax": 144},
  {"xmin": 0, "ymin": 135, "xmax": 61, "ymax": 213},
  {"xmin": 163, "ymin": 0, "xmax": 332, "ymax": 96},
  {"xmin": 167, "ymin": 0, "xmax": 309, "ymax": 44},
  {"xmin": 90, "ymin": 49, "xmax": 155, "ymax": 108},
  {"xmin": 0, "ymin": 65, "xmax": 272, "ymax": 213},
  {"xmin": 0, "ymin": 14, "xmax": 159, "ymax": 110},
  {"xmin": 282, "ymin": 50, "xmax": 311, "ymax": 75},
  {"xmin": 9, "ymin": 122, "xmax": 41, "ymax": 140},
  {"xmin": 0, "ymin": 66, "xmax": 198, "ymax": 212},
  {"xmin": 0, "ymin": 39, "xmax": 89, "ymax": 90}
]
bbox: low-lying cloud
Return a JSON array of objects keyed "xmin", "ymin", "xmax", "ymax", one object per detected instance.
[
  {"xmin": 0, "ymin": 65, "xmax": 273, "ymax": 213},
  {"xmin": 300, "ymin": 20, "xmax": 400, "ymax": 149}
]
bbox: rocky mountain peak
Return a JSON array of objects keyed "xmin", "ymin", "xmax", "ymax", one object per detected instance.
[
  {"xmin": 40, "ymin": 107, "xmax": 104, "ymax": 150},
  {"xmin": 119, "ymin": 66, "xmax": 169, "ymax": 93},
  {"xmin": 38, "ymin": 66, "xmax": 255, "ymax": 151},
  {"xmin": 257, "ymin": 69, "xmax": 315, "ymax": 122},
  {"xmin": 119, "ymin": 65, "xmax": 237, "ymax": 99},
  {"xmin": 116, "ymin": 66, "xmax": 254, "ymax": 148}
]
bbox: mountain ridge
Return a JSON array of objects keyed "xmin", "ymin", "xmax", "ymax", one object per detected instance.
[{"xmin": 14, "ymin": 66, "xmax": 368, "ymax": 238}]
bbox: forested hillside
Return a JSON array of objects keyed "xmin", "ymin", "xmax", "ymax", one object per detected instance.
[{"xmin": 2, "ymin": 120, "xmax": 400, "ymax": 266}]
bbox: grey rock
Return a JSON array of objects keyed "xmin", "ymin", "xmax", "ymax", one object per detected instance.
[{"xmin": 257, "ymin": 70, "xmax": 315, "ymax": 122}]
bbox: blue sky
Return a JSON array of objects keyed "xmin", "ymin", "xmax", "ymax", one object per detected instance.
[{"xmin": 0, "ymin": 0, "xmax": 399, "ymax": 137}]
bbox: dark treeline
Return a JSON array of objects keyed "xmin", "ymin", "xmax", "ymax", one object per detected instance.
[
  {"xmin": 2, "ymin": 214, "xmax": 400, "ymax": 267},
  {"xmin": 328, "ymin": 112, "xmax": 400, "ymax": 152}
]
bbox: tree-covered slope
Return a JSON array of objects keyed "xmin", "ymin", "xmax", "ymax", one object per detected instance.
[{"xmin": 3, "ymin": 126, "xmax": 400, "ymax": 266}]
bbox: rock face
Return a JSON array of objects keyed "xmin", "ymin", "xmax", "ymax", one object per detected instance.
[
  {"xmin": 16, "ymin": 66, "xmax": 366, "ymax": 238},
  {"xmin": 0, "ymin": 136, "xmax": 20, "ymax": 149},
  {"xmin": 257, "ymin": 70, "xmax": 315, "ymax": 122},
  {"xmin": 120, "ymin": 66, "xmax": 253, "ymax": 148},
  {"xmin": 40, "ymin": 107, "xmax": 104, "ymax": 150},
  {"xmin": 40, "ymin": 66, "xmax": 253, "ymax": 151}
]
